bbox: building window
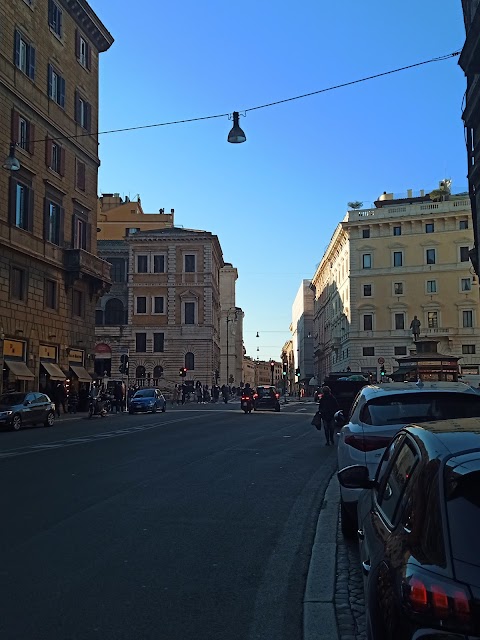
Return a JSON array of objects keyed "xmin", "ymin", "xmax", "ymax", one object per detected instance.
[
  {"xmin": 104, "ymin": 298, "xmax": 125, "ymax": 325},
  {"xmin": 11, "ymin": 111, "xmax": 34, "ymax": 154},
  {"xmin": 136, "ymin": 297, "xmax": 147, "ymax": 314},
  {"xmin": 10, "ymin": 179, "xmax": 32, "ymax": 231},
  {"xmin": 393, "ymin": 226, "xmax": 401, "ymax": 236},
  {"xmin": 135, "ymin": 333, "xmax": 147, "ymax": 353},
  {"xmin": 72, "ymin": 289, "xmax": 83, "ymax": 317},
  {"xmin": 362, "ymin": 254, "xmax": 372, "ymax": 269},
  {"xmin": 426, "ymin": 249, "xmax": 436, "ymax": 265},
  {"xmin": 460, "ymin": 246, "xmax": 470, "ymax": 262},
  {"xmin": 74, "ymin": 91, "xmax": 91, "ymax": 131},
  {"xmin": 463, "ymin": 310, "xmax": 473, "ymax": 328},
  {"xmin": 126, "ymin": 228, "xmax": 140, "ymax": 235},
  {"xmin": 14, "ymin": 30, "xmax": 36, "ymax": 80},
  {"xmin": 137, "ymin": 255, "xmax": 148, "ymax": 273},
  {"xmin": 44, "ymin": 200, "xmax": 63, "ymax": 245},
  {"xmin": 426, "ymin": 280, "xmax": 437, "ymax": 294},
  {"xmin": 394, "ymin": 282, "xmax": 404, "ymax": 295},
  {"xmin": 184, "ymin": 302, "xmax": 195, "ymax": 324},
  {"xmin": 153, "ymin": 333, "xmax": 164, "ymax": 353},
  {"xmin": 394, "ymin": 346, "xmax": 407, "ymax": 356},
  {"xmin": 136, "ymin": 365, "xmax": 146, "ymax": 379},
  {"xmin": 10, "ymin": 266, "xmax": 26, "ymax": 301},
  {"xmin": 363, "ymin": 314, "xmax": 373, "ymax": 331},
  {"xmin": 185, "ymin": 254, "xmax": 196, "ymax": 272},
  {"xmin": 47, "ymin": 64, "xmax": 65, "ymax": 108},
  {"xmin": 48, "ymin": 0, "xmax": 63, "ymax": 36},
  {"xmin": 461, "ymin": 278, "xmax": 472, "ymax": 292},
  {"xmin": 427, "ymin": 311, "xmax": 438, "ymax": 328},
  {"xmin": 185, "ymin": 352, "xmax": 195, "ymax": 370},
  {"xmin": 95, "ymin": 309, "xmax": 103, "ymax": 325},
  {"xmin": 363, "ymin": 347, "xmax": 374, "ymax": 356},
  {"xmin": 75, "ymin": 159, "xmax": 86, "ymax": 191},
  {"xmin": 46, "ymin": 139, "xmax": 65, "ymax": 175},
  {"xmin": 393, "ymin": 251, "xmax": 403, "ymax": 267},
  {"xmin": 108, "ymin": 258, "xmax": 125, "ymax": 283},
  {"xmin": 362, "ymin": 228, "xmax": 370, "ymax": 238},
  {"xmin": 395, "ymin": 313, "xmax": 405, "ymax": 330},
  {"xmin": 460, "ymin": 220, "xmax": 469, "ymax": 230},
  {"xmin": 153, "ymin": 255, "xmax": 165, "ymax": 273},
  {"xmin": 73, "ymin": 213, "xmax": 88, "ymax": 250},
  {"xmin": 363, "ymin": 284, "xmax": 372, "ymax": 297},
  {"xmin": 153, "ymin": 296, "xmax": 165, "ymax": 314},
  {"xmin": 462, "ymin": 344, "xmax": 476, "ymax": 354},
  {"xmin": 75, "ymin": 31, "xmax": 91, "ymax": 69},
  {"xmin": 44, "ymin": 279, "xmax": 57, "ymax": 309},
  {"xmin": 425, "ymin": 223, "xmax": 435, "ymax": 233}
]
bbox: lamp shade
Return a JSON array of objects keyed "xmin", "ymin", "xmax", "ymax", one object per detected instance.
[
  {"xmin": 227, "ymin": 112, "xmax": 246, "ymax": 144},
  {"xmin": 2, "ymin": 143, "xmax": 20, "ymax": 171}
]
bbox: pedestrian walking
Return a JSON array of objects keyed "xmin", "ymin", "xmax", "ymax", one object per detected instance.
[
  {"xmin": 203, "ymin": 384, "xmax": 210, "ymax": 403},
  {"xmin": 181, "ymin": 383, "xmax": 187, "ymax": 405},
  {"xmin": 196, "ymin": 381, "xmax": 203, "ymax": 403},
  {"xmin": 54, "ymin": 382, "xmax": 67, "ymax": 416},
  {"xmin": 114, "ymin": 382, "xmax": 124, "ymax": 413},
  {"xmin": 172, "ymin": 384, "xmax": 180, "ymax": 406},
  {"xmin": 318, "ymin": 385, "xmax": 339, "ymax": 446},
  {"xmin": 67, "ymin": 385, "xmax": 79, "ymax": 414}
]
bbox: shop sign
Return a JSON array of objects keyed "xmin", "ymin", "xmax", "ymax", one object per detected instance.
[
  {"xmin": 39, "ymin": 344, "xmax": 57, "ymax": 361},
  {"xmin": 68, "ymin": 349, "xmax": 84, "ymax": 364},
  {"xmin": 3, "ymin": 339, "xmax": 25, "ymax": 359}
]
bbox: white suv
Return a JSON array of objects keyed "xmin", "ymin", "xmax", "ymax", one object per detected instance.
[{"xmin": 336, "ymin": 381, "xmax": 480, "ymax": 537}]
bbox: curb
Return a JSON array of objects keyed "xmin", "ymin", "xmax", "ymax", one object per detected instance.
[{"xmin": 303, "ymin": 472, "xmax": 340, "ymax": 640}]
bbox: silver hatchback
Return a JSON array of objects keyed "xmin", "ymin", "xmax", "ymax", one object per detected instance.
[{"xmin": 336, "ymin": 381, "xmax": 480, "ymax": 537}]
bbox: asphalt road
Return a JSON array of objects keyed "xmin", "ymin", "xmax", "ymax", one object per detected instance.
[{"xmin": 0, "ymin": 400, "xmax": 336, "ymax": 640}]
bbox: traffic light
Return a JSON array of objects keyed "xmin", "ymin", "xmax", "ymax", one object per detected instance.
[
  {"xmin": 119, "ymin": 354, "xmax": 129, "ymax": 375},
  {"xmin": 380, "ymin": 365, "xmax": 386, "ymax": 377},
  {"xmin": 179, "ymin": 367, "xmax": 187, "ymax": 377},
  {"xmin": 270, "ymin": 360, "xmax": 275, "ymax": 372},
  {"xmin": 282, "ymin": 362, "xmax": 287, "ymax": 376},
  {"xmin": 295, "ymin": 367, "xmax": 300, "ymax": 377}
]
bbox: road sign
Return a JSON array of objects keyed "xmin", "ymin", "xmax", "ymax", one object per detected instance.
[{"xmin": 377, "ymin": 357, "xmax": 385, "ymax": 364}]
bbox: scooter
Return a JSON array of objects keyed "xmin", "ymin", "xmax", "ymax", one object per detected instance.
[
  {"xmin": 241, "ymin": 395, "xmax": 254, "ymax": 414},
  {"xmin": 87, "ymin": 395, "xmax": 107, "ymax": 418}
]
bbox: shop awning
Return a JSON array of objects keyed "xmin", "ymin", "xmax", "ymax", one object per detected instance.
[
  {"xmin": 69, "ymin": 365, "xmax": 92, "ymax": 383},
  {"xmin": 41, "ymin": 362, "xmax": 65, "ymax": 381},
  {"xmin": 4, "ymin": 360, "xmax": 35, "ymax": 380},
  {"xmin": 390, "ymin": 366, "xmax": 416, "ymax": 377}
]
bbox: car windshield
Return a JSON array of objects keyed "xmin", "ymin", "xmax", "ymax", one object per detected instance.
[
  {"xmin": 445, "ymin": 470, "xmax": 480, "ymax": 565},
  {"xmin": 361, "ymin": 392, "xmax": 480, "ymax": 426},
  {"xmin": 257, "ymin": 388, "xmax": 274, "ymax": 397},
  {"xmin": 134, "ymin": 390, "xmax": 155, "ymax": 398},
  {"xmin": 0, "ymin": 393, "xmax": 26, "ymax": 405}
]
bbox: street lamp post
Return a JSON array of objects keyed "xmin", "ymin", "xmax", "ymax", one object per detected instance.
[{"xmin": 225, "ymin": 309, "xmax": 238, "ymax": 387}]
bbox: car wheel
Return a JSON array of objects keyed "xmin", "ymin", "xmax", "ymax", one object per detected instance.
[
  {"xmin": 152, "ymin": 405, "xmax": 157, "ymax": 413},
  {"xmin": 162, "ymin": 405, "xmax": 166, "ymax": 412},
  {"xmin": 12, "ymin": 414, "xmax": 22, "ymax": 431},
  {"xmin": 275, "ymin": 405, "xmax": 280, "ymax": 412},
  {"xmin": 340, "ymin": 500, "xmax": 357, "ymax": 539},
  {"xmin": 44, "ymin": 411, "xmax": 55, "ymax": 427}
]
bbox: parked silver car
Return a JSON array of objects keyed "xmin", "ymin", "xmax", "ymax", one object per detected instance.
[{"xmin": 0, "ymin": 392, "xmax": 56, "ymax": 431}]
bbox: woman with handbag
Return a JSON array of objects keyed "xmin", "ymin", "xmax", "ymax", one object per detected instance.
[{"xmin": 317, "ymin": 386, "xmax": 339, "ymax": 446}]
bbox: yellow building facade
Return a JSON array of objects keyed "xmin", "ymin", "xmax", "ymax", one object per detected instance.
[{"xmin": 311, "ymin": 191, "xmax": 480, "ymax": 383}]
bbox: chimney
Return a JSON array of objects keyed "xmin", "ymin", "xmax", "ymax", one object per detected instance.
[
  {"xmin": 420, "ymin": 190, "xmax": 425, "ymax": 197},
  {"xmin": 171, "ymin": 208, "xmax": 174, "ymax": 214},
  {"xmin": 407, "ymin": 189, "xmax": 412, "ymax": 198}
]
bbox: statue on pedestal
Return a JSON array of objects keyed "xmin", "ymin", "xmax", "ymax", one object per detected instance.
[{"xmin": 410, "ymin": 315, "xmax": 421, "ymax": 341}]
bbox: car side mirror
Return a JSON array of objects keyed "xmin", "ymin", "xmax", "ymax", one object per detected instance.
[
  {"xmin": 334, "ymin": 410, "xmax": 347, "ymax": 428},
  {"xmin": 337, "ymin": 465, "xmax": 373, "ymax": 489},
  {"xmin": 24, "ymin": 400, "xmax": 31, "ymax": 406}
]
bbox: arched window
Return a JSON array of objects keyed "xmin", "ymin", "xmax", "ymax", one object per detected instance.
[
  {"xmin": 153, "ymin": 365, "xmax": 163, "ymax": 378},
  {"xmin": 136, "ymin": 365, "xmax": 146, "ymax": 379},
  {"xmin": 185, "ymin": 352, "xmax": 194, "ymax": 370},
  {"xmin": 104, "ymin": 298, "xmax": 125, "ymax": 325}
]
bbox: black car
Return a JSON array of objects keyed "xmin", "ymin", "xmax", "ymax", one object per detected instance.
[
  {"xmin": 0, "ymin": 392, "xmax": 56, "ymax": 431},
  {"xmin": 253, "ymin": 386, "xmax": 281, "ymax": 412},
  {"xmin": 338, "ymin": 417, "xmax": 480, "ymax": 640}
]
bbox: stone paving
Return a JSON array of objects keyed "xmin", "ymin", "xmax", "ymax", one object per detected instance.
[{"xmin": 334, "ymin": 509, "xmax": 367, "ymax": 640}]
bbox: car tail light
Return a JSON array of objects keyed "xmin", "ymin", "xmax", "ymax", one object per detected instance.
[
  {"xmin": 275, "ymin": 393, "xmax": 280, "ymax": 399},
  {"xmin": 241, "ymin": 396, "xmax": 249, "ymax": 401},
  {"xmin": 402, "ymin": 566, "xmax": 473, "ymax": 633},
  {"xmin": 344, "ymin": 434, "xmax": 393, "ymax": 452}
]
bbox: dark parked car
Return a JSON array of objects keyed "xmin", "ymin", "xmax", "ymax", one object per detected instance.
[
  {"xmin": 129, "ymin": 388, "xmax": 166, "ymax": 414},
  {"xmin": 253, "ymin": 386, "xmax": 280, "ymax": 412},
  {"xmin": 0, "ymin": 392, "xmax": 56, "ymax": 431},
  {"xmin": 338, "ymin": 417, "xmax": 480, "ymax": 640}
]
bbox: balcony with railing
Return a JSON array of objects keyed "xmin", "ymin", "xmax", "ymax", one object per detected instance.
[{"xmin": 64, "ymin": 249, "xmax": 112, "ymax": 296}]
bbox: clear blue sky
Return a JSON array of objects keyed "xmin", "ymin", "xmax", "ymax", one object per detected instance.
[{"xmin": 93, "ymin": 0, "xmax": 467, "ymax": 362}]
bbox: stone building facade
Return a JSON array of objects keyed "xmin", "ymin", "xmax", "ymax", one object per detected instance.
[
  {"xmin": 311, "ymin": 190, "xmax": 480, "ymax": 383},
  {"xmin": 95, "ymin": 227, "xmax": 228, "ymax": 390},
  {"xmin": 0, "ymin": 0, "xmax": 113, "ymax": 395}
]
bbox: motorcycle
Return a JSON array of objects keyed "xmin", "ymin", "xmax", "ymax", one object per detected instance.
[
  {"xmin": 241, "ymin": 395, "xmax": 254, "ymax": 414},
  {"xmin": 87, "ymin": 394, "xmax": 108, "ymax": 418}
]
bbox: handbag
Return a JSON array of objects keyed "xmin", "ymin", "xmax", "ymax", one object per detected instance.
[{"xmin": 311, "ymin": 411, "xmax": 322, "ymax": 429}]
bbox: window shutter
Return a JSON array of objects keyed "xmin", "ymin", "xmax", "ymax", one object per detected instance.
[
  {"xmin": 47, "ymin": 64, "xmax": 53, "ymax": 98},
  {"xmin": 8, "ymin": 178, "xmax": 16, "ymax": 225},
  {"xmin": 28, "ymin": 122, "xmax": 35, "ymax": 155},
  {"xmin": 85, "ymin": 102, "xmax": 91, "ymax": 132},
  {"xmin": 59, "ymin": 146, "xmax": 65, "ymax": 176},
  {"xmin": 28, "ymin": 45, "xmax": 35, "ymax": 80},
  {"xmin": 14, "ymin": 30, "xmax": 20, "ymax": 67},
  {"xmin": 58, "ymin": 8, "xmax": 62, "ymax": 34},
  {"xmin": 45, "ymin": 136, "xmax": 52, "ymax": 167},
  {"xmin": 74, "ymin": 90, "xmax": 79, "ymax": 123},
  {"xmin": 27, "ymin": 186, "xmax": 34, "ymax": 233},
  {"xmin": 79, "ymin": 161, "xmax": 86, "ymax": 190},
  {"xmin": 11, "ymin": 109, "xmax": 19, "ymax": 144},
  {"xmin": 43, "ymin": 198, "xmax": 50, "ymax": 240},
  {"xmin": 86, "ymin": 43, "xmax": 91, "ymax": 70},
  {"xmin": 75, "ymin": 29, "xmax": 80, "ymax": 58},
  {"xmin": 59, "ymin": 77, "xmax": 65, "ymax": 108},
  {"xmin": 59, "ymin": 207, "xmax": 65, "ymax": 247},
  {"xmin": 85, "ymin": 222, "xmax": 91, "ymax": 252},
  {"xmin": 48, "ymin": 0, "xmax": 53, "ymax": 25}
]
